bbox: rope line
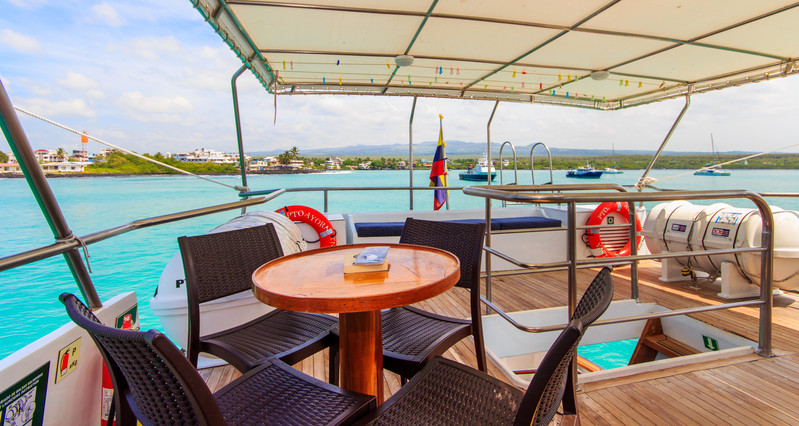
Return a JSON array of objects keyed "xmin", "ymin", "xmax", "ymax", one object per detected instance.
[
  {"xmin": 13, "ymin": 106, "xmax": 247, "ymax": 192},
  {"xmin": 637, "ymin": 142, "xmax": 799, "ymax": 189},
  {"xmin": 56, "ymin": 232, "xmax": 92, "ymax": 273}
]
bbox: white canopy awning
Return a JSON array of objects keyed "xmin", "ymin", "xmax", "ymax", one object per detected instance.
[{"xmin": 192, "ymin": 0, "xmax": 799, "ymax": 110}]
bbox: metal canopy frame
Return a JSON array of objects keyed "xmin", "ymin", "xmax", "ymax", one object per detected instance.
[{"xmin": 192, "ymin": 0, "xmax": 799, "ymax": 110}]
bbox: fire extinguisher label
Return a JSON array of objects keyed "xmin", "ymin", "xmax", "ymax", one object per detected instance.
[
  {"xmin": 101, "ymin": 388, "xmax": 114, "ymax": 421},
  {"xmin": 115, "ymin": 305, "xmax": 139, "ymax": 330},
  {"xmin": 55, "ymin": 338, "xmax": 81, "ymax": 384}
]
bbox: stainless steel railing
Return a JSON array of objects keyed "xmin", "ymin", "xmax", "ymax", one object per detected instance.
[
  {"xmin": 0, "ymin": 195, "xmax": 277, "ymax": 274},
  {"xmin": 240, "ymin": 185, "xmax": 479, "ymax": 212},
  {"xmin": 463, "ymin": 184, "xmax": 775, "ymax": 357}
]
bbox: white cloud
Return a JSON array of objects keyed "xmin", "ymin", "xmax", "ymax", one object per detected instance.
[
  {"xmin": 90, "ymin": 2, "xmax": 126, "ymax": 27},
  {"xmin": 58, "ymin": 72, "xmax": 99, "ymax": 90},
  {"xmin": 118, "ymin": 36, "xmax": 182, "ymax": 61},
  {"xmin": 7, "ymin": 0, "xmax": 48, "ymax": 9},
  {"xmin": 0, "ymin": 29, "xmax": 42, "ymax": 53},
  {"xmin": 117, "ymin": 92, "xmax": 194, "ymax": 122},
  {"xmin": 20, "ymin": 98, "xmax": 96, "ymax": 118}
]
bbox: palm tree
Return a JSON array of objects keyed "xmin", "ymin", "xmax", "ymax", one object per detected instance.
[
  {"xmin": 289, "ymin": 146, "xmax": 300, "ymax": 160},
  {"xmin": 56, "ymin": 148, "xmax": 67, "ymax": 162}
]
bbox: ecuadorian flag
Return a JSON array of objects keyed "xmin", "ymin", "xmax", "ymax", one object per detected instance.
[{"xmin": 429, "ymin": 114, "xmax": 448, "ymax": 210}]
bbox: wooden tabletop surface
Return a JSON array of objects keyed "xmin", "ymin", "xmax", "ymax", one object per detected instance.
[{"xmin": 252, "ymin": 243, "xmax": 460, "ymax": 313}]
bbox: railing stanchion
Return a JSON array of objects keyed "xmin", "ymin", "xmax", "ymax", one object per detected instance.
[
  {"xmin": 629, "ymin": 201, "xmax": 639, "ymax": 301},
  {"xmin": 485, "ymin": 197, "xmax": 493, "ymax": 315},
  {"xmin": 567, "ymin": 201, "xmax": 577, "ymax": 317},
  {"xmin": 752, "ymin": 193, "xmax": 774, "ymax": 357},
  {"xmin": 231, "ymin": 64, "xmax": 249, "ymax": 215},
  {"xmin": 409, "ymin": 97, "xmax": 417, "ymax": 210}
]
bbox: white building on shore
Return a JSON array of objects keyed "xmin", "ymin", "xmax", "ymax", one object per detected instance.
[
  {"xmin": 325, "ymin": 157, "xmax": 342, "ymax": 169},
  {"xmin": 173, "ymin": 148, "xmax": 246, "ymax": 165},
  {"xmin": 248, "ymin": 156, "xmax": 279, "ymax": 171},
  {"xmin": 41, "ymin": 162, "xmax": 90, "ymax": 173},
  {"xmin": 0, "ymin": 162, "xmax": 21, "ymax": 173}
]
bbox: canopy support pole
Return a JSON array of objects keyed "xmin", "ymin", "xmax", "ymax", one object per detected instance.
[
  {"xmin": 484, "ymin": 101, "xmax": 500, "ymax": 311},
  {"xmin": 231, "ymin": 64, "xmax": 249, "ymax": 214},
  {"xmin": 637, "ymin": 92, "xmax": 691, "ymax": 190},
  {"xmin": 409, "ymin": 97, "xmax": 417, "ymax": 210},
  {"xmin": 0, "ymin": 78, "xmax": 102, "ymax": 309}
]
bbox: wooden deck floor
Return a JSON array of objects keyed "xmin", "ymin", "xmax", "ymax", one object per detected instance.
[{"xmin": 201, "ymin": 262, "xmax": 799, "ymax": 424}]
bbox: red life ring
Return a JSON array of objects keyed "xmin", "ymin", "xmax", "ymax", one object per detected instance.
[
  {"xmin": 275, "ymin": 205, "xmax": 337, "ymax": 247},
  {"xmin": 585, "ymin": 202, "xmax": 642, "ymax": 258}
]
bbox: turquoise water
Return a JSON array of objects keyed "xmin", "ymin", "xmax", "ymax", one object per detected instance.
[
  {"xmin": 577, "ymin": 338, "xmax": 639, "ymax": 370},
  {"xmin": 1, "ymin": 168, "xmax": 798, "ymax": 359}
]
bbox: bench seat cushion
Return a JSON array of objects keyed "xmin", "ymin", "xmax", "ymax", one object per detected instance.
[{"xmin": 354, "ymin": 217, "xmax": 561, "ymax": 237}]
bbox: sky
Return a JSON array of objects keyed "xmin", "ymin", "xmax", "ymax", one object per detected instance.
[{"xmin": 1, "ymin": 0, "xmax": 799, "ymax": 156}]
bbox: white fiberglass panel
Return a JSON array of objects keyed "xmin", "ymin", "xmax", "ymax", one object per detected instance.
[
  {"xmin": 519, "ymin": 31, "xmax": 673, "ymax": 71},
  {"xmin": 410, "ymin": 16, "xmax": 561, "ymax": 63},
  {"xmin": 584, "ymin": 0, "xmax": 796, "ymax": 41},
  {"xmin": 699, "ymin": 7, "xmax": 799, "ymax": 59},
  {"xmin": 433, "ymin": 0, "xmax": 609, "ymax": 27},
  {"xmin": 230, "ymin": 4, "xmax": 423, "ymax": 54},
  {"xmin": 239, "ymin": 0, "xmax": 433, "ymax": 12},
  {"xmin": 614, "ymin": 44, "xmax": 776, "ymax": 82}
]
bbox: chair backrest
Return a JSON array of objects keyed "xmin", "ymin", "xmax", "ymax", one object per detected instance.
[
  {"xmin": 513, "ymin": 267, "xmax": 614, "ymax": 426},
  {"xmin": 178, "ymin": 224, "xmax": 284, "ymax": 366},
  {"xmin": 60, "ymin": 293, "xmax": 225, "ymax": 426},
  {"xmin": 570, "ymin": 266, "xmax": 614, "ymax": 326},
  {"xmin": 399, "ymin": 218, "xmax": 485, "ymax": 292}
]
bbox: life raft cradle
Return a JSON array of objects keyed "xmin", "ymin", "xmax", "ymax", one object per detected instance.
[{"xmin": 584, "ymin": 201, "xmax": 643, "ymax": 258}]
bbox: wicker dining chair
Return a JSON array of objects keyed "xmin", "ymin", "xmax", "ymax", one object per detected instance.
[
  {"xmin": 358, "ymin": 267, "xmax": 614, "ymax": 426},
  {"xmin": 381, "ymin": 218, "xmax": 487, "ymax": 382},
  {"xmin": 179, "ymin": 224, "xmax": 339, "ymax": 382},
  {"xmin": 60, "ymin": 293, "xmax": 374, "ymax": 426}
]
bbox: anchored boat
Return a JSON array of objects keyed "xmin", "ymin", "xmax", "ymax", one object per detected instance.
[
  {"xmin": 566, "ymin": 164, "xmax": 603, "ymax": 179},
  {"xmin": 695, "ymin": 134, "xmax": 731, "ymax": 176},
  {"xmin": 458, "ymin": 154, "xmax": 496, "ymax": 181}
]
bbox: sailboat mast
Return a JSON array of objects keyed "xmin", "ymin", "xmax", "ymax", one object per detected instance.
[{"xmin": 711, "ymin": 133, "xmax": 716, "ymax": 164}]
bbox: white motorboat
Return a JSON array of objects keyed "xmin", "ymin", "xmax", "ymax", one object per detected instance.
[{"xmin": 459, "ymin": 154, "xmax": 497, "ymax": 181}]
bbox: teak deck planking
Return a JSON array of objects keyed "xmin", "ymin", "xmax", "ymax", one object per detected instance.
[{"xmin": 201, "ymin": 261, "xmax": 799, "ymax": 424}]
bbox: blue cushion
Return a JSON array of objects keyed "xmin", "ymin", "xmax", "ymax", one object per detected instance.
[
  {"xmin": 354, "ymin": 222, "xmax": 405, "ymax": 237},
  {"xmin": 495, "ymin": 216, "xmax": 561, "ymax": 230},
  {"xmin": 354, "ymin": 217, "xmax": 561, "ymax": 237}
]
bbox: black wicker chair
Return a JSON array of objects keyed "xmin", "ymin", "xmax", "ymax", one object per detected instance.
[
  {"xmin": 179, "ymin": 224, "xmax": 339, "ymax": 382},
  {"xmin": 358, "ymin": 267, "xmax": 614, "ymax": 426},
  {"xmin": 380, "ymin": 218, "xmax": 487, "ymax": 382},
  {"xmin": 61, "ymin": 293, "xmax": 374, "ymax": 426}
]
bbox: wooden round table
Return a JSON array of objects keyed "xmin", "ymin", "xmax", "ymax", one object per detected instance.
[{"xmin": 252, "ymin": 243, "xmax": 460, "ymax": 403}]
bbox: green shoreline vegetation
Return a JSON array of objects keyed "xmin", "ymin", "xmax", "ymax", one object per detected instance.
[{"xmin": 6, "ymin": 150, "xmax": 799, "ymax": 175}]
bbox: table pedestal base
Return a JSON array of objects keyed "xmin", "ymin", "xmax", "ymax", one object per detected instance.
[{"xmin": 339, "ymin": 311, "xmax": 384, "ymax": 404}]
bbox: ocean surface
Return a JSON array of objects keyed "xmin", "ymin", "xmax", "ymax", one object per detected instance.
[{"xmin": 2, "ymin": 168, "xmax": 798, "ymax": 359}]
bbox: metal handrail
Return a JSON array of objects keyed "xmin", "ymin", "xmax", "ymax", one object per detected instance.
[
  {"xmin": 0, "ymin": 195, "xmax": 276, "ymax": 273},
  {"xmin": 242, "ymin": 185, "xmax": 478, "ymax": 212},
  {"xmin": 529, "ymin": 142, "xmax": 554, "ymax": 185},
  {"xmin": 484, "ymin": 245, "xmax": 765, "ymax": 272},
  {"xmin": 241, "ymin": 183, "xmax": 630, "ymax": 214},
  {"xmin": 463, "ymin": 185, "xmax": 774, "ymax": 357},
  {"xmin": 498, "ymin": 141, "xmax": 518, "ymax": 208},
  {"xmin": 481, "ymin": 296, "xmax": 763, "ymax": 334},
  {"xmin": 498, "ymin": 141, "xmax": 518, "ymax": 186}
]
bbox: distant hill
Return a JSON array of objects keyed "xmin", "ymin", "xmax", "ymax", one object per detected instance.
[{"xmin": 251, "ymin": 140, "xmax": 754, "ymax": 158}]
